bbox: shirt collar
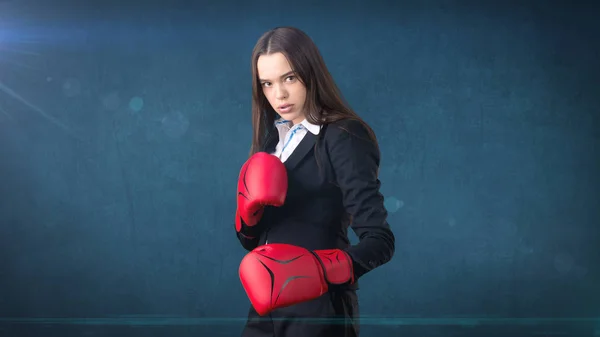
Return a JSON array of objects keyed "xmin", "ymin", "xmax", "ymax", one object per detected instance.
[{"xmin": 274, "ymin": 117, "xmax": 321, "ymax": 135}]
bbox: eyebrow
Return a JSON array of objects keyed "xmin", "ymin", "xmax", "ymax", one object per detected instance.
[{"xmin": 259, "ymin": 71, "xmax": 295, "ymax": 82}]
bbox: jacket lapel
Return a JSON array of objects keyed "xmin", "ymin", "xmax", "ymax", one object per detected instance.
[{"xmin": 283, "ymin": 132, "xmax": 317, "ymax": 171}]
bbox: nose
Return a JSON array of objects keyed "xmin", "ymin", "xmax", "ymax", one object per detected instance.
[{"xmin": 275, "ymin": 84, "xmax": 288, "ymax": 100}]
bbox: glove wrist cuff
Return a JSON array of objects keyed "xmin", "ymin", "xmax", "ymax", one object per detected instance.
[
  {"xmin": 313, "ymin": 249, "xmax": 355, "ymax": 285},
  {"xmin": 235, "ymin": 210, "xmax": 262, "ymax": 237}
]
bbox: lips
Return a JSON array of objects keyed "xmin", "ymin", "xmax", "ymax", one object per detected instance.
[{"xmin": 278, "ymin": 104, "xmax": 293, "ymax": 113}]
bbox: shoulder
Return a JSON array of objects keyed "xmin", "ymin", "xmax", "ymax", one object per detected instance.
[
  {"xmin": 321, "ymin": 117, "xmax": 380, "ymax": 160},
  {"xmin": 323, "ymin": 118, "xmax": 374, "ymax": 142},
  {"xmin": 322, "ymin": 118, "xmax": 378, "ymax": 149}
]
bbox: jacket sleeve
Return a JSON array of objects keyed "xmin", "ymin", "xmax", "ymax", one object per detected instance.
[{"xmin": 326, "ymin": 119, "xmax": 396, "ymax": 280}]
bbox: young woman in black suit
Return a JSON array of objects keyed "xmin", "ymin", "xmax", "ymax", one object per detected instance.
[{"xmin": 234, "ymin": 26, "xmax": 395, "ymax": 337}]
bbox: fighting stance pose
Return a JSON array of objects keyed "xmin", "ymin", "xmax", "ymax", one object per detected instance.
[{"xmin": 234, "ymin": 26, "xmax": 395, "ymax": 337}]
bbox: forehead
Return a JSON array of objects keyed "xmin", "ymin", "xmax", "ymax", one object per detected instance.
[{"xmin": 257, "ymin": 52, "xmax": 293, "ymax": 80}]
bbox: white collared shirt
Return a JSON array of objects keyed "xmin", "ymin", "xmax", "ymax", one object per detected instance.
[{"xmin": 272, "ymin": 118, "xmax": 321, "ymax": 163}]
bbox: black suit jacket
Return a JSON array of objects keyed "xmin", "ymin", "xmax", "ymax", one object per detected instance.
[{"xmin": 236, "ymin": 118, "xmax": 395, "ymax": 287}]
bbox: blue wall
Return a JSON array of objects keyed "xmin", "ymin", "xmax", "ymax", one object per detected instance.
[{"xmin": 0, "ymin": 1, "xmax": 598, "ymax": 336}]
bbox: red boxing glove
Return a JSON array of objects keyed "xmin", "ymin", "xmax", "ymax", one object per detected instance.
[
  {"xmin": 235, "ymin": 152, "xmax": 288, "ymax": 234},
  {"xmin": 238, "ymin": 243, "xmax": 355, "ymax": 316}
]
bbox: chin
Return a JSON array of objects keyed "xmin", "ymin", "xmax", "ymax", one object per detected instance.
[{"xmin": 280, "ymin": 112, "xmax": 298, "ymax": 120}]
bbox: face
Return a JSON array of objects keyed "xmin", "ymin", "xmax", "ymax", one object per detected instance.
[{"xmin": 257, "ymin": 52, "xmax": 307, "ymax": 125}]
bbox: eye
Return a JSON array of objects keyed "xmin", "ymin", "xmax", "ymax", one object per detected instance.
[
  {"xmin": 285, "ymin": 76, "xmax": 296, "ymax": 82},
  {"xmin": 261, "ymin": 82, "xmax": 271, "ymax": 87}
]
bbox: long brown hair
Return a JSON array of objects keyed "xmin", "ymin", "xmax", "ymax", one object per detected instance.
[{"xmin": 249, "ymin": 26, "xmax": 379, "ymax": 156}]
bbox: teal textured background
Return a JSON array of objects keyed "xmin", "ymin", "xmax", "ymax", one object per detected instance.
[{"xmin": 0, "ymin": 0, "xmax": 598, "ymax": 336}]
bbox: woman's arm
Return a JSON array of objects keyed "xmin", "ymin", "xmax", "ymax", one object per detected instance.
[
  {"xmin": 233, "ymin": 150, "xmax": 287, "ymax": 251},
  {"xmin": 326, "ymin": 118, "xmax": 396, "ymax": 280}
]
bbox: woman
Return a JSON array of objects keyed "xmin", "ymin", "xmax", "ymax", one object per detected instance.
[{"xmin": 234, "ymin": 26, "xmax": 395, "ymax": 337}]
